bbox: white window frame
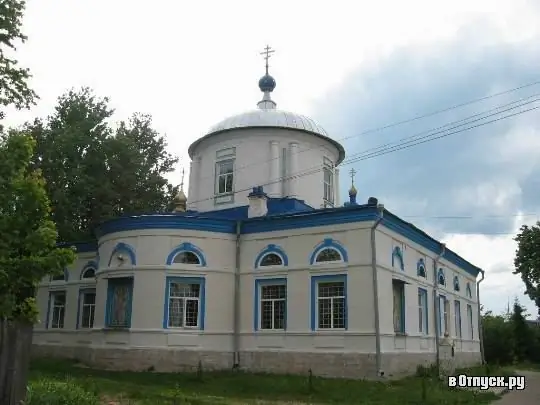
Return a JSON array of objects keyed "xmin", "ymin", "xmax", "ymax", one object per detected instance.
[
  {"xmin": 323, "ymin": 165, "xmax": 334, "ymax": 205},
  {"xmin": 257, "ymin": 252, "xmax": 284, "ymax": 268},
  {"xmin": 314, "ymin": 247, "xmax": 343, "ymax": 264},
  {"xmin": 49, "ymin": 291, "xmax": 66, "ymax": 329},
  {"xmin": 418, "ymin": 288, "xmax": 428, "ymax": 335},
  {"xmin": 454, "ymin": 300, "xmax": 462, "ymax": 338},
  {"xmin": 79, "ymin": 290, "xmax": 96, "ymax": 329},
  {"xmin": 439, "ymin": 295, "xmax": 449, "ymax": 336},
  {"xmin": 167, "ymin": 281, "xmax": 201, "ymax": 329},
  {"xmin": 215, "ymin": 157, "xmax": 235, "ymax": 196},
  {"xmin": 259, "ymin": 283, "xmax": 286, "ymax": 330},
  {"xmin": 316, "ymin": 281, "xmax": 346, "ymax": 330}
]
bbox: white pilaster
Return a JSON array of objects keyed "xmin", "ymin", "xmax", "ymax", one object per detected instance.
[
  {"xmin": 335, "ymin": 167, "xmax": 340, "ymax": 206},
  {"xmin": 269, "ymin": 141, "xmax": 280, "ymax": 197},
  {"xmin": 289, "ymin": 142, "xmax": 299, "ymax": 198},
  {"xmin": 187, "ymin": 156, "xmax": 200, "ymax": 210}
]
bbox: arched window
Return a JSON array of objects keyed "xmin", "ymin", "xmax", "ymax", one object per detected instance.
[
  {"xmin": 259, "ymin": 253, "xmax": 283, "ymax": 267},
  {"xmin": 417, "ymin": 259, "xmax": 426, "ymax": 278},
  {"xmin": 453, "ymin": 275, "xmax": 460, "ymax": 291},
  {"xmin": 466, "ymin": 282, "xmax": 472, "ymax": 298},
  {"xmin": 438, "ymin": 268, "xmax": 446, "ymax": 286},
  {"xmin": 82, "ymin": 268, "xmax": 96, "ymax": 279},
  {"xmin": 173, "ymin": 251, "xmax": 201, "ymax": 265},
  {"xmin": 315, "ymin": 248, "xmax": 342, "ymax": 263},
  {"xmin": 392, "ymin": 246, "xmax": 404, "ymax": 271}
]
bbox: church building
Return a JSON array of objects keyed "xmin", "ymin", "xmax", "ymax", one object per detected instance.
[{"xmin": 32, "ymin": 48, "xmax": 483, "ymax": 378}]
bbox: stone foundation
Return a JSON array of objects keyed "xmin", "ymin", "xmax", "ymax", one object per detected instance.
[{"xmin": 31, "ymin": 344, "xmax": 481, "ymax": 379}]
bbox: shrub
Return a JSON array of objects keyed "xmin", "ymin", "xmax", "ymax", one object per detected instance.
[{"xmin": 26, "ymin": 378, "xmax": 99, "ymax": 405}]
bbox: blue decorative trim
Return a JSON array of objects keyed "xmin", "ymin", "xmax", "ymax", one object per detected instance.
[
  {"xmin": 438, "ymin": 268, "xmax": 446, "ymax": 286},
  {"xmin": 254, "ymin": 244, "xmax": 288, "ymax": 268},
  {"xmin": 105, "ymin": 277, "xmax": 134, "ymax": 328},
  {"xmin": 392, "ymin": 246, "xmax": 404, "ymax": 271},
  {"xmin": 76, "ymin": 288, "xmax": 96, "ymax": 329},
  {"xmin": 309, "ymin": 238, "xmax": 348, "ymax": 264},
  {"xmin": 56, "ymin": 241, "xmax": 97, "ymax": 253},
  {"xmin": 453, "ymin": 275, "xmax": 460, "ymax": 291},
  {"xmin": 392, "ymin": 279, "xmax": 406, "ymax": 333},
  {"xmin": 310, "ymin": 274, "xmax": 348, "ymax": 331},
  {"xmin": 80, "ymin": 260, "xmax": 98, "ymax": 279},
  {"xmin": 108, "ymin": 242, "xmax": 136, "ymax": 266},
  {"xmin": 165, "ymin": 242, "xmax": 207, "ymax": 266},
  {"xmin": 417, "ymin": 259, "xmax": 426, "ymax": 277},
  {"xmin": 163, "ymin": 276, "xmax": 206, "ymax": 329},
  {"xmin": 466, "ymin": 282, "xmax": 472, "ymax": 298},
  {"xmin": 254, "ymin": 278, "xmax": 287, "ymax": 330},
  {"xmin": 418, "ymin": 287, "xmax": 428, "ymax": 334},
  {"xmin": 86, "ymin": 204, "xmax": 482, "ymax": 278}
]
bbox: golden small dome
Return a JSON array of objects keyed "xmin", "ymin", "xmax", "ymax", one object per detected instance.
[{"xmin": 349, "ymin": 184, "xmax": 357, "ymax": 196}]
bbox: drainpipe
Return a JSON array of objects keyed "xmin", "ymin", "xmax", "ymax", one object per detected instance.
[
  {"xmin": 476, "ymin": 269, "xmax": 485, "ymax": 365},
  {"xmin": 433, "ymin": 243, "xmax": 446, "ymax": 373},
  {"xmin": 371, "ymin": 203, "xmax": 384, "ymax": 377},
  {"xmin": 233, "ymin": 221, "xmax": 241, "ymax": 368}
]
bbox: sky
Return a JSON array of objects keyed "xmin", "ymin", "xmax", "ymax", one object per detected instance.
[{"xmin": 5, "ymin": 0, "xmax": 540, "ymax": 317}]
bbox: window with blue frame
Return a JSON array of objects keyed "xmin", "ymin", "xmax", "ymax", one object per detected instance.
[
  {"xmin": 164, "ymin": 277, "xmax": 205, "ymax": 329},
  {"xmin": 467, "ymin": 304, "xmax": 474, "ymax": 339},
  {"xmin": 453, "ymin": 276, "xmax": 460, "ymax": 292},
  {"xmin": 439, "ymin": 295, "xmax": 449, "ymax": 336},
  {"xmin": 105, "ymin": 277, "xmax": 133, "ymax": 328},
  {"xmin": 255, "ymin": 279, "xmax": 286, "ymax": 330},
  {"xmin": 454, "ymin": 300, "xmax": 462, "ymax": 338},
  {"xmin": 78, "ymin": 289, "xmax": 96, "ymax": 328},
  {"xmin": 393, "ymin": 280, "xmax": 405, "ymax": 333},
  {"xmin": 418, "ymin": 288, "xmax": 428, "ymax": 335},
  {"xmin": 438, "ymin": 268, "xmax": 446, "ymax": 286},
  {"xmin": 312, "ymin": 275, "xmax": 347, "ymax": 330}
]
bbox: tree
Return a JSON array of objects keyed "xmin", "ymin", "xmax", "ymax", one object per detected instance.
[
  {"xmin": 0, "ymin": 0, "xmax": 38, "ymax": 119},
  {"xmin": 510, "ymin": 299, "xmax": 533, "ymax": 362},
  {"xmin": 514, "ymin": 222, "xmax": 540, "ymax": 316},
  {"xmin": 0, "ymin": 132, "xmax": 75, "ymax": 404},
  {"xmin": 27, "ymin": 88, "xmax": 179, "ymax": 242}
]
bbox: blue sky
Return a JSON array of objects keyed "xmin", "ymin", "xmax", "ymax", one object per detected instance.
[{"xmin": 4, "ymin": 0, "xmax": 540, "ymax": 317}]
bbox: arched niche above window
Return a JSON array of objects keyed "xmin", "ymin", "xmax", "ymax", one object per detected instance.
[
  {"xmin": 438, "ymin": 268, "xmax": 446, "ymax": 286},
  {"xmin": 82, "ymin": 268, "xmax": 96, "ymax": 279},
  {"xmin": 315, "ymin": 248, "xmax": 343, "ymax": 263},
  {"xmin": 392, "ymin": 246, "xmax": 404, "ymax": 271},
  {"xmin": 453, "ymin": 275, "xmax": 460, "ymax": 291},
  {"xmin": 417, "ymin": 259, "xmax": 426, "ymax": 278},
  {"xmin": 173, "ymin": 251, "xmax": 201, "ymax": 265},
  {"xmin": 259, "ymin": 253, "xmax": 284, "ymax": 267},
  {"xmin": 466, "ymin": 282, "xmax": 472, "ymax": 298}
]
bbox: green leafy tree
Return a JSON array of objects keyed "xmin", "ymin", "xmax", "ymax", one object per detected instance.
[
  {"xmin": 514, "ymin": 222, "xmax": 540, "ymax": 315},
  {"xmin": 0, "ymin": 132, "xmax": 75, "ymax": 404},
  {"xmin": 27, "ymin": 88, "xmax": 179, "ymax": 242},
  {"xmin": 510, "ymin": 299, "xmax": 533, "ymax": 362},
  {"xmin": 0, "ymin": 0, "xmax": 38, "ymax": 118}
]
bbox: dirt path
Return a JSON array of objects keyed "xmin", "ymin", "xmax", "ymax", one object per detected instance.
[{"xmin": 491, "ymin": 370, "xmax": 540, "ymax": 405}]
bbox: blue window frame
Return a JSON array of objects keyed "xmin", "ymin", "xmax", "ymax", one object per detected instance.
[
  {"xmin": 311, "ymin": 274, "xmax": 347, "ymax": 330},
  {"xmin": 163, "ymin": 277, "xmax": 206, "ymax": 329},
  {"xmin": 418, "ymin": 288, "xmax": 428, "ymax": 335},
  {"xmin": 254, "ymin": 278, "xmax": 287, "ymax": 330},
  {"xmin": 438, "ymin": 294, "xmax": 449, "ymax": 336},
  {"xmin": 393, "ymin": 279, "xmax": 406, "ymax": 333},
  {"xmin": 105, "ymin": 277, "xmax": 134, "ymax": 328},
  {"xmin": 454, "ymin": 300, "xmax": 462, "ymax": 338},
  {"xmin": 77, "ymin": 288, "xmax": 96, "ymax": 329},
  {"xmin": 438, "ymin": 268, "xmax": 446, "ymax": 286}
]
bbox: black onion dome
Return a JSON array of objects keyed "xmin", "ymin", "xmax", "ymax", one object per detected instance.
[{"xmin": 258, "ymin": 74, "xmax": 276, "ymax": 92}]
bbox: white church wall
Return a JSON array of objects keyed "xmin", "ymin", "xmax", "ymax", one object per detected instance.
[
  {"xmin": 188, "ymin": 128, "xmax": 341, "ymax": 212},
  {"xmin": 238, "ymin": 222, "xmax": 376, "ymax": 353},
  {"xmin": 374, "ymin": 226, "xmax": 481, "ymax": 356}
]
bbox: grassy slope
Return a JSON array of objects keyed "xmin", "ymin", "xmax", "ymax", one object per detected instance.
[{"xmin": 29, "ymin": 359, "xmax": 505, "ymax": 405}]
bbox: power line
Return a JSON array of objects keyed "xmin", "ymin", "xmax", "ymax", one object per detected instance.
[
  {"xmin": 189, "ymin": 80, "xmax": 540, "ymax": 186},
  {"xmin": 187, "ymin": 101, "xmax": 539, "ymax": 206}
]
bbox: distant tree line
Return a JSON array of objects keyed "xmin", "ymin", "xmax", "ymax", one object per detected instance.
[{"xmin": 482, "ymin": 300, "xmax": 540, "ymax": 365}]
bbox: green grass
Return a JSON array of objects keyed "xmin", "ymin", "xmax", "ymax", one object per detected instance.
[{"xmin": 28, "ymin": 358, "xmax": 506, "ymax": 405}]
